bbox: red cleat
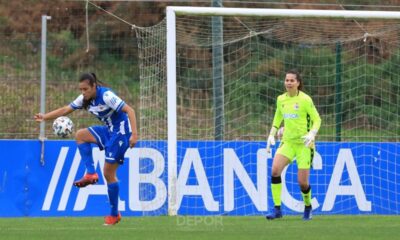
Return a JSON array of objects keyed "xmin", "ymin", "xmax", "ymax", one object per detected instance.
[
  {"xmin": 73, "ymin": 173, "xmax": 99, "ymax": 188},
  {"xmin": 104, "ymin": 212, "xmax": 122, "ymax": 226}
]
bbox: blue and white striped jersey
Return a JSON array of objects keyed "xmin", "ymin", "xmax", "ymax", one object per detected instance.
[{"xmin": 70, "ymin": 86, "xmax": 131, "ymax": 134}]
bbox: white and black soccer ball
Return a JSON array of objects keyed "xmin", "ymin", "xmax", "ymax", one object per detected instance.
[{"xmin": 53, "ymin": 116, "xmax": 74, "ymax": 138}]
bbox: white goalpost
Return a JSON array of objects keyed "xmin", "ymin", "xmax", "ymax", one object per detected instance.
[{"xmin": 137, "ymin": 6, "xmax": 400, "ymax": 216}]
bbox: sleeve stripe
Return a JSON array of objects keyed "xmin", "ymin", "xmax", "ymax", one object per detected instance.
[
  {"xmin": 70, "ymin": 103, "xmax": 81, "ymax": 109},
  {"xmin": 115, "ymin": 101, "xmax": 125, "ymax": 112}
]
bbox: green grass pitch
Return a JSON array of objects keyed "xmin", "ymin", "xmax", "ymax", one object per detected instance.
[{"xmin": 0, "ymin": 215, "xmax": 398, "ymax": 240}]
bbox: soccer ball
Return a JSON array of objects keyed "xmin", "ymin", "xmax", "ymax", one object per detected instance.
[{"xmin": 53, "ymin": 116, "xmax": 74, "ymax": 138}]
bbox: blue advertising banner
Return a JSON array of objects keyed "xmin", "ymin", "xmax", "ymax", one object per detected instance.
[{"xmin": 0, "ymin": 140, "xmax": 399, "ymax": 217}]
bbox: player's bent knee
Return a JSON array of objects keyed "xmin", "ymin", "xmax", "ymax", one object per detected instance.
[
  {"xmin": 75, "ymin": 128, "xmax": 95, "ymax": 144},
  {"xmin": 75, "ymin": 129, "xmax": 86, "ymax": 143}
]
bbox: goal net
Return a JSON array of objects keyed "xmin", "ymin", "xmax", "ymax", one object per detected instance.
[{"xmin": 137, "ymin": 7, "xmax": 400, "ymax": 216}]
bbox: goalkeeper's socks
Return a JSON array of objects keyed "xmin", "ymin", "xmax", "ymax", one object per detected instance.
[
  {"xmin": 78, "ymin": 143, "xmax": 95, "ymax": 174},
  {"xmin": 301, "ymin": 185, "xmax": 312, "ymax": 206},
  {"xmin": 271, "ymin": 176, "xmax": 282, "ymax": 206},
  {"xmin": 107, "ymin": 182, "xmax": 120, "ymax": 216}
]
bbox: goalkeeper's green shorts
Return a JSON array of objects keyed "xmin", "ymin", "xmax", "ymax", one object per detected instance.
[{"xmin": 276, "ymin": 141, "xmax": 314, "ymax": 169}]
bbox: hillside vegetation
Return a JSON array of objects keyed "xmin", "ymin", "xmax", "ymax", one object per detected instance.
[{"xmin": 0, "ymin": 0, "xmax": 399, "ymax": 140}]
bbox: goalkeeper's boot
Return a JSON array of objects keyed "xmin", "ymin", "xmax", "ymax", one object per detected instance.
[
  {"xmin": 73, "ymin": 173, "xmax": 99, "ymax": 188},
  {"xmin": 303, "ymin": 205, "xmax": 312, "ymax": 221},
  {"xmin": 104, "ymin": 212, "xmax": 122, "ymax": 226},
  {"xmin": 266, "ymin": 207, "xmax": 282, "ymax": 220}
]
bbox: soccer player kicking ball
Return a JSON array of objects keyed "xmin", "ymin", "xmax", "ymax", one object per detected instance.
[
  {"xmin": 265, "ymin": 69, "xmax": 321, "ymax": 221},
  {"xmin": 34, "ymin": 73, "xmax": 138, "ymax": 225}
]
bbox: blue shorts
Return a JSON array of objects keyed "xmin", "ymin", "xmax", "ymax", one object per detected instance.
[{"xmin": 88, "ymin": 125, "xmax": 131, "ymax": 164}]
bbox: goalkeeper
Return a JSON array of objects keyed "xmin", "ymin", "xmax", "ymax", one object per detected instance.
[{"xmin": 265, "ymin": 69, "xmax": 321, "ymax": 221}]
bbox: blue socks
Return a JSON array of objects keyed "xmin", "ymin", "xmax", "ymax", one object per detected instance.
[
  {"xmin": 77, "ymin": 143, "xmax": 95, "ymax": 174},
  {"xmin": 78, "ymin": 142, "xmax": 119, "ymax": 216},
  {"xmin": 107, "ymin": 182, "xmax": 119, "ymax": 216}
]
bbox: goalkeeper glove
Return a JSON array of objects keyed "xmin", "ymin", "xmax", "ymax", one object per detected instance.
[
  {"xmin": 266, "ymin": 127, "xmax": 277, "ymax": 153},
  {"xmin": 302, "ymin": 129, "xmax": 318, "ymax": 147}
]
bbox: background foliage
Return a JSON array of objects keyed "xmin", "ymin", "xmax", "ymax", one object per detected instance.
[{"xmin": 0, "ymin": 0, "xmax": 399, "ymax": 140}]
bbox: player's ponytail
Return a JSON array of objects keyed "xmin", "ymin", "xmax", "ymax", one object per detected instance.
[{"xmin": 90, "ymin": 72, "xmax": 107, "ymax": 87}]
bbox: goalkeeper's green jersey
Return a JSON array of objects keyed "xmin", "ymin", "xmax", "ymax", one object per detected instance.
[{"xmin": 272, "ymin": 91, "xmax": 321, "ymax": 144}]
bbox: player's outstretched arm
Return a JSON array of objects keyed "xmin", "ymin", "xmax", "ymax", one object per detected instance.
[{"xmin": 34, "ymin": 105, "xmax": 74, "ymax": 122}]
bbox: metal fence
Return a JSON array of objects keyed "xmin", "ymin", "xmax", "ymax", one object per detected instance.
[
  {"xmin": 0, "ymin": 0, "xmax": 215, "ymax": 139},
  {"xmin": 0, "ymin": 1, "xmax": 142, "ymax": 139}
]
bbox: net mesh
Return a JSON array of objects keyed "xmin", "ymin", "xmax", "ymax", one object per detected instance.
[
  {"xmin": 139, "ymin": 16, "xmax": 400, "ymax": 142},
  {"xmin": 137, "ymin": 14, "xmax": 400, "ymax": 215}
]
